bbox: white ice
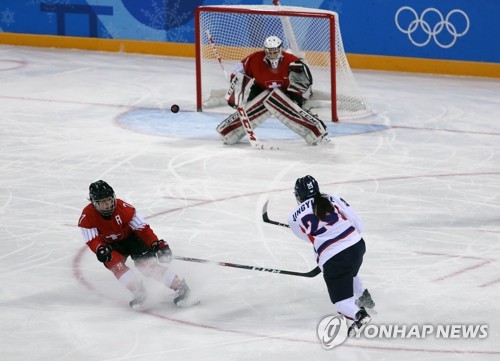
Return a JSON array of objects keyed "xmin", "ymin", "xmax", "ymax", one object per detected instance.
[{"xmin": 0, "ymin": 45, "xmax": 499, "ymax": 361}]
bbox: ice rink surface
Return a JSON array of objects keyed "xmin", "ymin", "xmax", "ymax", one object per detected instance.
[{"xmin": 1, "ymin": 45, "xmax": 499, "ymax": 361}]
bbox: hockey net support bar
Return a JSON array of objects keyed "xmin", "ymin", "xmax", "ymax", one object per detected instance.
[{"xmin": 174, "ymin": 255, "xmax": 320, "ymax": 278}]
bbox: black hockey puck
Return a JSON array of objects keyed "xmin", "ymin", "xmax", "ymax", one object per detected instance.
[{"xmin": 171, "ymin": 104, "xmax": 180, "ymax": 113}]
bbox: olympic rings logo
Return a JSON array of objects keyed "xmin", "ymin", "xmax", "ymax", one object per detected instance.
[{"xmin": 395, "ymin": 7, "xmax": 470, "ymax": 48}]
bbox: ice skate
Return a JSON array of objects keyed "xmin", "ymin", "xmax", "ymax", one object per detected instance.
[
  {"xmin": 320, "ymin": 134, "xmax": 332, "ymax": 144},
  {"xmin": 173, "ymin": 279, "xmax": 200, "ymax": 308},
  {"xmin": 348, "ymin": 308, "xmax": 371, "ymax": 337},
  {"xmin": 129, "ymin": 284, "xmax": 147, "ymax": 311},
  {"xmin": 355, "ymin": 289, "xmax": 375, "ymax": 309}
]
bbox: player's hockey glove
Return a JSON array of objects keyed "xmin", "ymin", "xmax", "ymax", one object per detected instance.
[
  {"xmin": 152, "ymin": 240, "xmax": 172, "ymax": 264},
  {"xmin": 96, "ymin": 244, "xmax": 112, "ymax": 263}
]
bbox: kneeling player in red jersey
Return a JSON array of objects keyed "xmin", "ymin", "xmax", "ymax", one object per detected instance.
[{"xmin": 78, "ymin": 180, "xmax": 198, "ymax": 310}]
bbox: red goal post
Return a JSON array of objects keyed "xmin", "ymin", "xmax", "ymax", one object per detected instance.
[{"xmin": 195, "ymin": 5, "xmax": 369, "ymax": 122}]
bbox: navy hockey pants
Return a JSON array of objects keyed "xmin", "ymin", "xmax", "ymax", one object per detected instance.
[{"xmin": 322, "ymin": 239, "xmax": 366, "ymax": 303}]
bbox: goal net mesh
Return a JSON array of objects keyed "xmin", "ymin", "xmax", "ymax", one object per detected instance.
[{"xmin": 196, "ymin": 5, "xmax": 370, "ymax": 121}]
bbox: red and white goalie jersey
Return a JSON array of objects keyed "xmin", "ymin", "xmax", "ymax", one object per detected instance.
[
  {"xmin": 235, "ymin": 50, "xmax": 301, "ymax": 94},
  {"xmin": 78, "ymin": 199, "xmax": 158, "ymax": 254}
]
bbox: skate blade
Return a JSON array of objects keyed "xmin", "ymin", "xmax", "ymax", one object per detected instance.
[
  {"xmin": 175, "ymin": 297, "xmax": 201, "ymax": 308},
  {"xmin": 130, "ymin": 303, "xmax": 146, "ymax": 312}
]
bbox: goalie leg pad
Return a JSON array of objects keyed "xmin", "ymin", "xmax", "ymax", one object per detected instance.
[
  {"xmin": 216, "ymin": 90, "xmax": 271, "ymax": 145},
  {"xmin": 263, "ymin": 88, "xmax": 328, "ymax": 145}
]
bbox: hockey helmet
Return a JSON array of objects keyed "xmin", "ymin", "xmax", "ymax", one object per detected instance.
[
  {"xmin": 294, "ymin": 175, "xmax": 320, "ymax": 204},
  {"xmin": 264, "ymin": 35, "xmax": 283, "ymax": 69},
  {"xmin": 89, "ymin": 180, "xmax": 116, "ymax": 216}
]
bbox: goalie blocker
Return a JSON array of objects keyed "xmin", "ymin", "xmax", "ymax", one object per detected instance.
[{"xmin": 217, "ymin": 87, "xmax": 328, "ymax": 146}]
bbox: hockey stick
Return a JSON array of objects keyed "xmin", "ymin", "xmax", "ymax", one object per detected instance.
[
  {"xmin": 173, "ymin": 255, "xmax": 320, "ymax": 278},
  {"xmin": 261, "ymin": 200, "xmax": 321, "ymax": 276},
  {"xmin": 262, "ymin": 200, "xmax": 290, "ymax": 228}
]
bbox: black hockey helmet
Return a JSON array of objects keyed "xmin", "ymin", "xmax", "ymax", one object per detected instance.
[
  {"xmin": 89, "ymin": 180, "xmax": 116, "ymax": 216},
  {"xmin": 294, "ymin": 175, "xmax": 320, "ymax": 203}
]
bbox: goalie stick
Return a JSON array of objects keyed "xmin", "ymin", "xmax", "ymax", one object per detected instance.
[
  {"xmin": 205, "ymin": 29, "xmax": 228, "ymax": 82},
  {"xmin": 236, "ymin": 104, "xmax": 279, "ymax": 150},
  {"xmin": 173, "ymin": 255, "xmax": 320, "ymax": 278}
]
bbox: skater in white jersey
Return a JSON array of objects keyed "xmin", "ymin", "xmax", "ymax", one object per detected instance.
[{"xmin": 288, "ymin": 175, "xmax": 375, "ymax": 336}]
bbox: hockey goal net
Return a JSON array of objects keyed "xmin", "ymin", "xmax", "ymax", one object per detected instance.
[{"xmin": 195, "ymin": 5, "xmax": 370, "ymax": 122}]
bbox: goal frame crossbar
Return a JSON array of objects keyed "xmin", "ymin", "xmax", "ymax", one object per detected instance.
[{"xmin": 194, "ymin": 5, "xmax": 338, "ymax": 122}]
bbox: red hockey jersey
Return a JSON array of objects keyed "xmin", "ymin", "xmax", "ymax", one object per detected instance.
[
  {"xmin": 78, "ymin": 199, "xmax": 158, "ymax": 254},
  {"xmin": 241, "ymin": 50, "xmax": 300, "ymax": 93}
]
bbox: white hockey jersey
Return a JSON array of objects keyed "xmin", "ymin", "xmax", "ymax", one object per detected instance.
[{"xmin": 287, "ymin": 194, "xmax": 364, "ymax": 271}]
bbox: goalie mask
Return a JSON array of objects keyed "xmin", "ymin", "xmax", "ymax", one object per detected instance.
[
  {"xmin": 264, "ymin": 36, "xmax": 283, "ymax": 69},
  {"xmin": 89, "ymin": 180, "xmax": 116, "ymax": 216},
  {"xmin": 294, "ymin": 175, "xmax": 320, "ymax": 204}
]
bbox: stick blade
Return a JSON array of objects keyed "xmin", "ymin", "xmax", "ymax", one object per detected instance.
[
  {"xmin": 251, "ymin": 141, "xmax": 279, "ymax": 150},
  {"xmin": 262, "ymin": 200, "xmax": 290, "ymax": 228},
  {"xmin": 262, "ymin": 200, "xmax": 270, "ymax": 222}
]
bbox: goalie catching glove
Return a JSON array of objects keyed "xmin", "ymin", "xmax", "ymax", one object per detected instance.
[
  {"xmin": 287, "ymin": 61, "xmax": 313, "ymax": 94},
  {"xmin": 151, "ymin": 240, "xmax": 172, "ymax": 263}
]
